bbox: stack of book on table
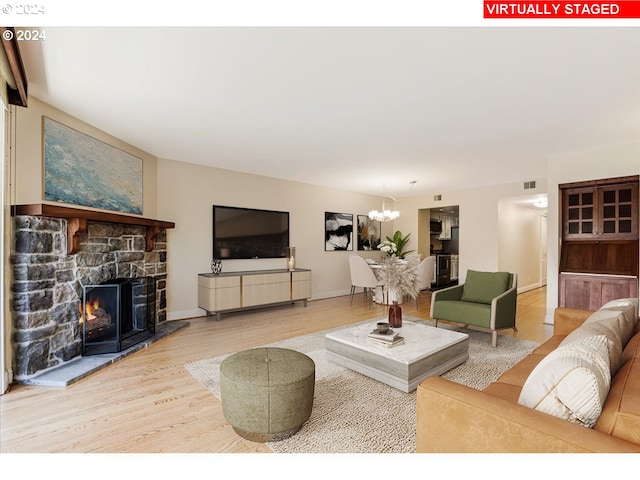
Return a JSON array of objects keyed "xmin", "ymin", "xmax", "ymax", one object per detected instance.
[{"xmin": 367, "ymin": 329, "xmax": 405, "ymax": 348}]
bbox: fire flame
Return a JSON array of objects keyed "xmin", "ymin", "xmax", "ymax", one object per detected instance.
[{"xmin": 80, "ymin": 298, "xmax": 100, "ymax": 323}]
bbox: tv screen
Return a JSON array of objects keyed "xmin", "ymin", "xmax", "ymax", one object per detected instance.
[{"xmin": 213, "ymin": 205, "xmax": 290, "ymax": 259}]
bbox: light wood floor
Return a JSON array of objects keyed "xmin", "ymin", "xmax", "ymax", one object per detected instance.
[{"xmin": 1, "ymin": 287, "xmax": 551, "ymax": 453}]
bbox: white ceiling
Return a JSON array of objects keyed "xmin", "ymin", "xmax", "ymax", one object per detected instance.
[{"xmin": 18, "ymin": 27, "xmax": 640, "ymax": 199}]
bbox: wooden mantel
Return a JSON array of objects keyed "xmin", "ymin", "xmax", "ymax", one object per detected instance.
[{"xmin": 13, "ymin": 203, "xmax": 176, "ymax": 254}]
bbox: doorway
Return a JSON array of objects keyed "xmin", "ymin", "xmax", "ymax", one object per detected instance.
[{"xmin": 497, "ymin": 194, "xmax": 547, "ymax": 292}]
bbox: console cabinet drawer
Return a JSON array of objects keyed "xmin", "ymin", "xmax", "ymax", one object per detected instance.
[
  {"xmin": 243, "ymin": 282, "xmax": 291, "ymax": 306},
  {"xmin": 198, "ymin": 275, "xmax": 240, "ymax": 289},
  {"xmin": 242, "ymin": 272, "xmax": 291, "ymax": 286},
  {"xmin": 198, "ymin": 285, "xmax": 241, "ymax": 311}
]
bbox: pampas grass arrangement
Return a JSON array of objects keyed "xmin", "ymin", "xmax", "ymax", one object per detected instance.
[{"xmin": 379, "ymin": 255, "xmax": 421, "ymax": 300}]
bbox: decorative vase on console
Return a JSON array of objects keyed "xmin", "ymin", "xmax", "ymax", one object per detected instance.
[
  {"xmin": 211, "ymin": 258, "xmax": 222, "ymax": 275},
  {"xmin": 388, "ymin": 300, "xmax": 402, "ymax": 328}
]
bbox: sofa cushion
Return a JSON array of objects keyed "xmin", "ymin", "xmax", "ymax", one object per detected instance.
[
  {"xmin": 594, "ymin": 343, "xmax": 640, "ymax": 445},
  {"xmin": 518, "ymin": 335, "xmax": 611, "ymax": 428},
  {"xmin": 496, "ymin": 353, "xmax": 546, "ymax": 387},
  {"xmin": 431, "ymin": 300, "xmax": 492, "ymax": 327},
  {"xmin": 621, "ymin": 333, "xmax": 640, "ymax": 365},
  {"xmin": 531, "ymin": 335, "xmax": 565, "ymax": 356},
  {"xmin": 460, "ymin": 270, "xmax": 510, "ymax": 304}
]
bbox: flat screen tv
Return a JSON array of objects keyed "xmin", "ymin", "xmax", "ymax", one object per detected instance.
[{"xmin": 213, "ymin": 205, "xmax": 290, "ymax": 259}]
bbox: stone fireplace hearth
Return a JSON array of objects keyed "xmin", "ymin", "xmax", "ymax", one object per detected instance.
[{"xmin": 10, "ymin": 204, "xmax": 176, "ymax": 384}]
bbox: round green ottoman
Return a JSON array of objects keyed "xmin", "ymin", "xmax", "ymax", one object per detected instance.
[{"xmin": 220, "ymin": 347, "xmax": 315, "ymax": 442}]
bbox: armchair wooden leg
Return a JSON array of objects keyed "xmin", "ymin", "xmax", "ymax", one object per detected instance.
[
  {"xmin": 513, "ymin": 326, "xmax": 518, "ymax": 332},
  {"xmin": 492, "ymin": 331, "xmax": 498, "ymax": 347},
  {"xmin": 350, "ymin": 286, "xmax": 355, "ymax": 304}
]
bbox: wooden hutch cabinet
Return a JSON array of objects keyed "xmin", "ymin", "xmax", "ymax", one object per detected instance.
[
  {"xmin": 563, "ymin": 180, "xmax": 638, "ymax": 240},
  {"xmin": 559, "ymin": 175, "xmax": 639, "ymax": 310}
]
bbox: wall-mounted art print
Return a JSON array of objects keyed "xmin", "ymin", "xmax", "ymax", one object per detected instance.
[
  {"xmin": 325, "ymin": 212, "xmax": 353, "ymax": 251},
  {"xmin": 43, "ymin": 117, "xmax": 143, "ymax": 214},
  {"xmin": 357, "ymin": 215, "xmax": 382, "ymax": 251}
]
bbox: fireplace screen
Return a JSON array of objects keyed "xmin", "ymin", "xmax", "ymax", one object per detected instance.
[{"xmin": 82, "ymin": 277, "xmax": 156, "ymax": 355}]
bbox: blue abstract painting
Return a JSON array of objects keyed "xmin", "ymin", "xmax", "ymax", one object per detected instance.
[{"xmin": 44, "ymin": 117, "xmax": 143, "ymax": 214}]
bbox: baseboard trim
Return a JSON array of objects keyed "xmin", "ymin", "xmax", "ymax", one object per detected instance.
[
  {"xmin": 167, "ymin": 309, "xmax": 205, "ymax": 321},
  {"xmin": 518, "ymin": 282, "xmax": 543, "ymax": 294}
]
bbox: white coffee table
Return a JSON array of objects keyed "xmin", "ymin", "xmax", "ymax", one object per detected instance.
[{"xmin": 325, "ymin": 317, "xmax": 469, "ymax": 392}]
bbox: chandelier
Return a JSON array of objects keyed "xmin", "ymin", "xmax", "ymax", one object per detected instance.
[{"xmin": 369, "ymin": 196, "xmax": 399, "ymax": 222}]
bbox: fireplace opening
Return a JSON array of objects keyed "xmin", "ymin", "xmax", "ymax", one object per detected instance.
[{"xmin": 82, "ymin": 277, "xmax": 156, "ymax": 355}]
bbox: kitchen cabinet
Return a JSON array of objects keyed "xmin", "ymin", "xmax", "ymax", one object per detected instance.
[{"xmin": 438, "ymin": 215, "xmax": 459, "ymax": 240}]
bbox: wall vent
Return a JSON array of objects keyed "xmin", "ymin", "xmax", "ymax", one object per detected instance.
[
  {"xmin": 524, "ymin": 180, "xmax": 537, "ymax": 190},
  {"xmin": 433, "ymin": 194, "xmax": 442, "ymax": 201}
]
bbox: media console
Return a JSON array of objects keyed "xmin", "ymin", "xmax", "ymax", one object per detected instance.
[{"xmin": 197, "ymin": 269, "xmax": 311, "ymax": 320}]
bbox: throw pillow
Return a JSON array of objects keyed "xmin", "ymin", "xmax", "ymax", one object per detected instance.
[
  {"xmin": 560, "ymin": 313, "xmax": 624, "ymax": 374},
  {"xmin": 600, "ymin": 298, "xmax": 639, "ymax": 322},
  {"xmin": 460, "ymin": 270, "xmax": 510, "ymax": 304},
  {"xmin": 518, "ymin": 335, "xmax": 611, "ymax": 428},
  {"xmin": 586, "ymin": 306, "xmax": 636, "ymax": 347},
  {"xmin": 599, "ymin": 300, "xmax": 639, "ymax": 338}
]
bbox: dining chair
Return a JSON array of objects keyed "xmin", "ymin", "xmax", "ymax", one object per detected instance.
[
  {"xmin": 415, "ymin": 256, "xmax": 435, "ymax": 309},
  {"xmin": 404, "ymin": 253, "xmax": 421, "ymax": 263},
  {"xmin": 349, "ymin": 255, "xmax": 380, "ymax": 308}
]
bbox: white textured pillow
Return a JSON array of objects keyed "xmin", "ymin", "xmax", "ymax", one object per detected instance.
[
  {"xmin": 599, "ymin": 301, "xmax": 638, "ymax": 340},
  {"xmin": 561, "ymin": 311, "xmax": 624, "ymax": 374},
  {"xmin": 518, "ymin": 335, "xmax": 611, "ymax": 428},
  {"xmin": 600, "ymin": 298, "xmax": 639, "ymax": 322}
]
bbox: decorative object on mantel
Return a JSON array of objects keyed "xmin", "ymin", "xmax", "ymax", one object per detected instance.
[
  {"xmin": 12, "ymin": 204, "xmax": 175, "ymax": 254},
  {"xmin": 211, "ymin": 258, "xmax": 222, "ymax": 275},
  {"xmin": 287, "ymin": 247, "xmax": 296, "ymax": 271},
  {"xmin": 43, "ymin": 117, "xmax": 143, "ymax": 214}
]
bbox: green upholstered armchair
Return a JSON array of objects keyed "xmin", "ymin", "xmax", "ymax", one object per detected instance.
[{"xmin": 430, "ymin": 270, "xmax": 518, "ymax": 347}]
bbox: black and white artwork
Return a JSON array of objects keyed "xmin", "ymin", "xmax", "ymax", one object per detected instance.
[
  {"xmin": 325, "ymin": 212, "xmax": 353, "ymax": 251},
  {"xmin": 357, "ymin": 215, "xmax": 382, "ymax": 251}
]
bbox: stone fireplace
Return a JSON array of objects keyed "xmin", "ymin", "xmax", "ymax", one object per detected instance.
[{"xmin": 10, "ymin": 204, "xmax": 175, "ymax": 383}]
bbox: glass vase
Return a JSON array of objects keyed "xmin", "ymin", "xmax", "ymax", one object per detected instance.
[{"xmin": 388, "ymin": 300, "xmax": 402, "ymax": 328}]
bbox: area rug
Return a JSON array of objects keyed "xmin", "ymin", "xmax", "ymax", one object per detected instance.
[{"xmin": 185, "ymin": 319, "xmax": 539, "ymax": 454}]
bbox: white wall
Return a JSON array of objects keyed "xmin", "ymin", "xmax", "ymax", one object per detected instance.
[{"xmin": 156, "ymin": 158, "xmax": 395, "ymax": 320}]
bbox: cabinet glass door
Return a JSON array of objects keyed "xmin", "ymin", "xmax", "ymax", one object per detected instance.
[
  {"xmin": 565, "ymin": 188, "xmax": 596, "ymax": 237},
  {"xmin": 601, "ymin": 185, "xmax": 636, "ymax": 237}
]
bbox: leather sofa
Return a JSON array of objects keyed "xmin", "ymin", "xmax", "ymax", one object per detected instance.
[{"xmin": 416, "ymin": 298, "xmax": 640, "ymax": 452}]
